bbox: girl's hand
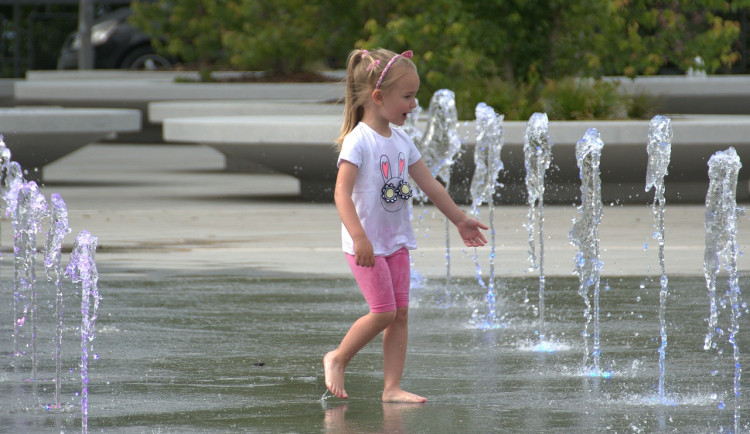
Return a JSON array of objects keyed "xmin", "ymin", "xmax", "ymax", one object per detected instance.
[
  {"xmin": 457, "ymin": 217, "xmax": 489, "ymax": 248},
  {"xmin": 353, "ymin": 235, "xmax": 375, "ymax": 267}
]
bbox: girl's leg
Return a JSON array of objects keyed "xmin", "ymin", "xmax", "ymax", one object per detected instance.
[
  {"xmin": 382, "ymin": 307, "xmax": 426, "ymax": 402},
  {"xmin": 325, "ymin": 254, "xmax": 398, "ymax": 399},
  {"xmin": 325, "ymin": 310, "xmax": 396, "ymax": 399},
  {"xmin": 382, "ymin": 249, "xmax": 427, "ymax": 403}
]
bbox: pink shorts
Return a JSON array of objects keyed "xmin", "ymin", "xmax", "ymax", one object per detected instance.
[{"xmin": 345, "ymin": 247, "xmax": 410, "ymax": 313}]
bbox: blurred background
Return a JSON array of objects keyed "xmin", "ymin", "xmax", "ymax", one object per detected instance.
[{"xmin": 2, "ymin": 0, "xmax": 749, "ymax": 119}]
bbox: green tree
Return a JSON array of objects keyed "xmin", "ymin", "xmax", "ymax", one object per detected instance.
[
  {"xmin": 131, "ymin": 0, "xmax": 232, "ymax": 73},
  {"xmin": 597, "ymin": 0, "xmax": 748, "ymax": 77},
  {"xmin": 222, "ymin": 1, "xmax": 322, "ymax": 74},
  {"xmin": 131, "ymin": 0, "xmax": 369, "ymax": 75},
  {"xmin": 130, "ymin": 0, "xmax": 749, "ymax": 118},
  {"xmin": 360, "ymin": 0, "xmax": 748, "ymax": 117},
  {"xmin": 357, "ymin": 1, "xmax": 489, "ymax": 116}
]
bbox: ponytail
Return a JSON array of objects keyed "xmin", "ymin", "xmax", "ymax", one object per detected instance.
[{"xmin": 335, "ymin": 48, "xmax": 416, "ymax": 149}]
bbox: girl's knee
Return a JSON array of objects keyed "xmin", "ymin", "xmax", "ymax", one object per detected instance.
[
  {"xmin": 370, "ymin": 310, "xmax": 398, "ymax": 326},
  {"xmin": 393, "ymin": 307, "xmax": 408, "ymax": 324}
]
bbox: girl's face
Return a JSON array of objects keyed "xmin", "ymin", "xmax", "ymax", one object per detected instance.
[{"xmin": 379, "ymin": 69, "xmax": 420, "ymax": 126}]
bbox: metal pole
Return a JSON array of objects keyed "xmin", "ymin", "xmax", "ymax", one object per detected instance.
[
  {"xmin": 13, "ymin": 1, "xmax": 20, "ymax": 77},
  {"xmin": 77, "ymin": 0, "xmax": 93, "ymax": 69},
  {"xmin": 742, "ymin": 10, "xmax": 748, "ymax": 73}
]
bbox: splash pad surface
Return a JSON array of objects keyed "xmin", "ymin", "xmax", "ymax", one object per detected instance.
[
  {"xmin": 1, "ymin": 143, "xmax": 747, "ymax": 432},
  {"xmin": 1, "ymin": 272, "xmax": 747, "ymax": 432}
]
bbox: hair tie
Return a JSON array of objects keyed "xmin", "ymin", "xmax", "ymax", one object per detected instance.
[
  {"xmin": 375, "ymin": 50, "xmax": 413, "ymax": 89},
  {"xmin": 365, "ymin": 59, "xmax": 380, "ymax": 72},
  {"xmin": 360, "ymin": 49, "xmax": 369, "ymax": 59}
]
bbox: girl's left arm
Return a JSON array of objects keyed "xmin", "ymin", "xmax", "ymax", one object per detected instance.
[{"xmin": 409, "ymin": 159, "xmax": 489, "ymax": 248}]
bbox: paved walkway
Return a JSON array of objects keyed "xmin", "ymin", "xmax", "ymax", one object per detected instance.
[{"xmin": 24, "ymin": 143, "xmax": 748, "ymax": 279}]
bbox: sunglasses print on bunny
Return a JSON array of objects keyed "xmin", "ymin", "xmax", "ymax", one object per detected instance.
[{"xmin": 380, "ymin": 153, "xmax": 413, "ymax": 212}]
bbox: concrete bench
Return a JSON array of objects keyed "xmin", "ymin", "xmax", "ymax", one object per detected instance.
[
  {"xmin": 163, "ymin": 114, "xmax": 750, "ymax": 204},
  {"xmin": 14, "ymin": 74, "xmax": 344, "ymax": 143},
  {"xmin": 148, "ymin": 100, "xmax": 343, "ymax": 123},
  {"xmin": 149, "ymin": 101, "xmax": 342, "ymax": 172},
  {"xmin": 25, "ymin": 69, "xmax": 345, "ymax": 82},
  {"xmin": 607, "ymin": 75, "xmax": 750, "ymax": 115},
  {"xmin": 0, "ymin": 107, "xmax": 141, "ymax": 181},
  {"xmin": 0, "ymin": 79, "xmax": 18, "ymax": 107}
]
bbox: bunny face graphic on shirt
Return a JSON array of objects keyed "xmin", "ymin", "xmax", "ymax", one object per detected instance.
[{"xmin": 380, "ymin": 152, "xmax": 413, "ymax": 212}]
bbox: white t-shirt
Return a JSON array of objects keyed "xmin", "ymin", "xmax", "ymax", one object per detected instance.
[{"xmin": 337, "ymin": 122, "xmax": 422, "ymax": 256}]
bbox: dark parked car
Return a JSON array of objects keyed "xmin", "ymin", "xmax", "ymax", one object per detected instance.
[{"xmin": 57, "ymin": 7, "xmax": 172, "ymax": 70}]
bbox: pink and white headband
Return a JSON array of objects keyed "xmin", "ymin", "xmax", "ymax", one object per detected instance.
[{"xmin": 368, "ymin": 50, "xmax": 413, "ymax": 89}]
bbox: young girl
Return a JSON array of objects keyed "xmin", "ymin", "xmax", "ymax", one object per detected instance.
[{"xmin": 324, "ymin": 48, "xmax": 488, "ymax": 403}]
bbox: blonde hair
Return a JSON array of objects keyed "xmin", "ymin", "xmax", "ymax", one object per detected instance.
[{"xmin": 335, "ymin": 48, "xmax": 417, "ymax": 149}]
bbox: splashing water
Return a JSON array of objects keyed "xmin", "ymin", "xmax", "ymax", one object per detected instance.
[
  {"xmin": 645, "ymin": 115, "xmax": 672, "ymax": 401},
  {"xmin": 15, "ymin": 182, "xmax": 49, "ymax": 378},
  {"xmin": 0, "ymin": 135, "xmax": 11, "ymax": 171},
  {"xmin": 402, "ymin": 101, "xmax": 423, "ymax": 144},
  {"xmin": 45, "ymin": 193, "xmax": 72, "ymax": 409},
  {"xmin": 0, "ymin": 139, "xmax": 13, "ymax": 349},
  {"xmin": 569, "ymin": 128, "xmax": 607, "ymax": 376},
  {"xmin": 703, "ymin": 147, "xmax": 742, "ymax": 433},
  {"xmin": 414, "ymin": 89, "xmax": 462, "ymax": 193},
  {"xmin": 0, "ymin": 136, "xmax": 11, "ymax": 202},
  {"xmin": 4, "ymin": 161, "xmax": 24, "ymax": 219},
  {"xmin": 407, "ymin": 89, "xmax": 462, "ymax": 303},
  {"xmin": 469, "ymin": 102, "xmax": 504, "ymax": 327},
  {"xmin": 523, "ymin": 113, "xmax": 553, "ymax": 345},
  {"xmin": 66, "ymin": 230, "xmax": 100, "ymax": 434},
  {"xmin": 4, "ymin": 162, "xmax": 24, "ymax": 349},
  {"xmin": 405, "ymin": 100, "xmax": 426, "ymax": 289}
]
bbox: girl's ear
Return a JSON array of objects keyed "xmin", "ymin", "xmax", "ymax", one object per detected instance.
[{"xmin": 371, "ymin": 89, "xmax": 384, "ymax": 106}]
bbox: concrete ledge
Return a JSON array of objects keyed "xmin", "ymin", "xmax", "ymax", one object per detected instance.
[
  {"xmin": 25, "ymin": 70, "xmax": 185, "ymax": 82},
  {"xmin": 609, "ymin": 75, "xmax": 750, "ymax": 115},
  {"xmin": 148, "ymin": 100, "xmax": 343, "ymax": 124},
  {"xmin": 0, "ymin": 107, "xmax": 141, "ymax": 180},
  {"xmin": 25, "ymin": 69, "xmax": 346, "ymax": 82},
  {"xmin": 15, "ymin": 80, "xmax": 344, "ymax": 106},
  {"xmin": 150, "ymin": 102, "xmax": 343, "ymax": 172},
  {"xmin": 14, "ymin": 77, "xmax": 344, "ymax": 143},
  {"xmin": 0, "ymin": 79, "xmax": 18, "ymax": 107},
  {"xmin": 163, "ymin": 114, "xmax": 750, "ymax": 203}
]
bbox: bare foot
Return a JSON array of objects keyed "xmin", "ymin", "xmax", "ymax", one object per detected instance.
[
  {"xmin": 382, "ymin": 388, "xmax": 427, "ymax": 403},
  {"xmin": 324, "ymin": 351, "xmax": 348, "ymax": 399}
]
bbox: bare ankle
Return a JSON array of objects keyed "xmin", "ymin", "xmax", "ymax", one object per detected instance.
[
  {"xmin": 324, "ymin": 351, "xmax": 349, "ymax": 399},
  {"xmin": 326, "ymin": 349, "xmax": 347, "ymax": 367}
]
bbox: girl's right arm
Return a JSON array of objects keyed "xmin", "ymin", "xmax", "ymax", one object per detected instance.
[{"xmin": 334, "ymin": 160, "xmax": 375, "ymax": 267}]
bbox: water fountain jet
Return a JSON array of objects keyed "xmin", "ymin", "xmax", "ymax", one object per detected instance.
[
  {"xmin": 66, "ymin": 230, "xmax": 101, "ymax": 434},
  {"xmin": 469, "ymin": 102, "xmax": 504, "ymax": 328},
  {"xmin": 645, "ymin": 115, "xmax": 672, "ymax": 402},
  {"xmin": 569, "ymin": 128, "xmax": 609, "ymax": 377},
  {"xmin": 45, "ymin": 193, "xmax": 71, "ymax": 409},
  {"xmin": 703, "ymin": 146, "xmax": 742, "ymax": 432},
  {"xmin": 407, "ymin": 89, "xmax": 461, "ymax": 302},
  {"xmin": 523, "ymin": 113, "xmax": 554, "ymax": 349},
  {"xmin": 4, "ymin": 160, "xmax": 24, "ymax": 356},
  {"xmin": 15, "ymin": 181, "xmax": 49, "ymax": 379}
]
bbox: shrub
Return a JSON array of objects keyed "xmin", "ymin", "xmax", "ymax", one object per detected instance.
[{"xmin": 130, "ymin": 0, "xmax": 748, "ymax": 120}]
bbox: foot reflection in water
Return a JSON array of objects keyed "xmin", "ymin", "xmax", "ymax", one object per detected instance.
[{"xmin": 322, "ymin": 401, "xmax": 426, "ymax": 433}]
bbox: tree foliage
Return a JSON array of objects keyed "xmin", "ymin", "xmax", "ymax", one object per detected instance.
[
  {"xmin": 130, "ymin": 0, "xmax": 230, "ymax": 70},
  {"xmin": 130, "ymin": 0, "xmax": 749, "ymax": 118},
  {"xmin": 130, "ymin": 0, "xmax": 367, "ymax": 74}
]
